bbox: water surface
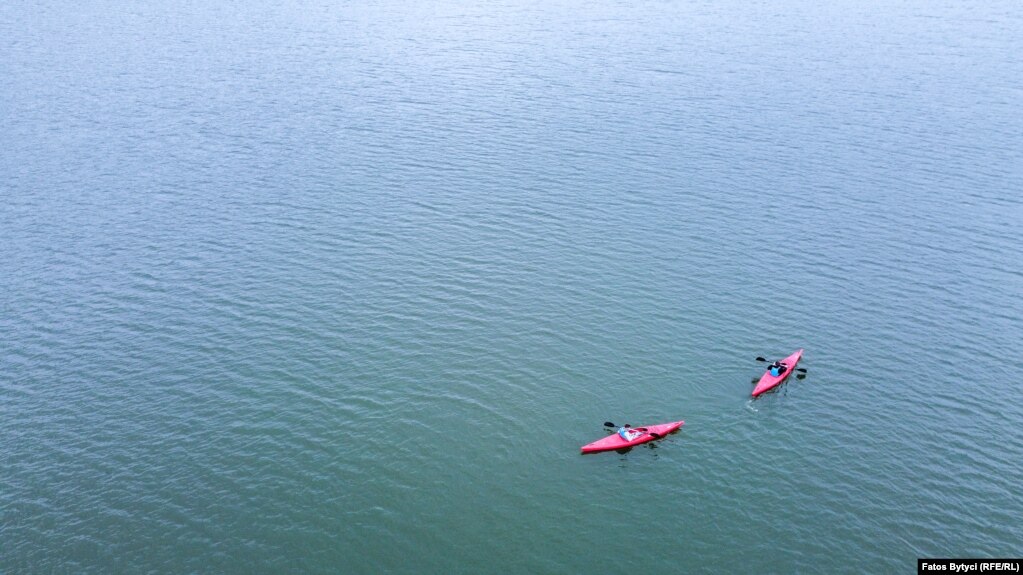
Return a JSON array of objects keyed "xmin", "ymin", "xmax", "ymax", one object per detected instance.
[{"xmin": 2, "ymin": 0, "xmax": 1022, "ymax": 572}]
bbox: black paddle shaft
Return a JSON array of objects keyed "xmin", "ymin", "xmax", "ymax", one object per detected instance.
[{"xmin": 602, "ymin": 422, "xmax": 661, "ymax": 439}]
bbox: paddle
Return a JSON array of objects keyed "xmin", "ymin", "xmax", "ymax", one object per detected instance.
[
  {"xmin": 755, "ymin": 357, "xmax": 806, "ymax": 373},
  {"xmin": 603, "ymin": 421, "xmax": 662, "ymax": 439}
]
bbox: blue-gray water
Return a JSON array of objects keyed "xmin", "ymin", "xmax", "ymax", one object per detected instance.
[{"xmin": 3, "ymin": 0, "xmax": 1022, "ymax": 572}]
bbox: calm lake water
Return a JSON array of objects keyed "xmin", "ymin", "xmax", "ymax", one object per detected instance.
[{"xmin": 2, "ymin": 0, "xmax": 1022, "ymax": 572}]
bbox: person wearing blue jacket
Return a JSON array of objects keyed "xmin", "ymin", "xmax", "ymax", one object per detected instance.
[
  {"xmin": 617, "ymin": 425, "xmax": 643, "ymax": 441},
  {"xmin": 769, "ymin": 361, "xmax": 788, "ymax": 377}
]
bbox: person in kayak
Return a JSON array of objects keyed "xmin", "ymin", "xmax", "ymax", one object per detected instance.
[
  {"xmin": 769, "ymin": 361, "xmax": 788, "ymax": 377},
  {"xmin": 617, "ymin": 425, "xmax": 643, "ymax": 441}
]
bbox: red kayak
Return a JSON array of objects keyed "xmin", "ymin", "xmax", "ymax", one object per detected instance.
[
  {"xmin": 580, "ymin": 421, "xmax": 684, "ymax": 454},
  {"xmin": 752, "ymin": 349, "xmax": 804, "ymax": 397}
]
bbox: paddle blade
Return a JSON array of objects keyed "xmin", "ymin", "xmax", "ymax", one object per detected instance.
[
  {"xmin": 796, "ymin": 368, "xmax": 807, "ymax": 373},
  {"xmin": 755, "ymin": 356, "xmax": 767, "ymax": 362},
  {"xmin": 603, "ymin": 421, "xmax": 616, "ymax": 428},
  {"xmin": 796, "ymin": 374, "xmax": 806, "ymax": 380}
]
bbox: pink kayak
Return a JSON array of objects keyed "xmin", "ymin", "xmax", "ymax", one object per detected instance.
[
  {"xmin": 752, "ymin": 349, "xmax": 804, "ymax": 397},
  {"xmin": 580, "ymin": 421, "xmax": 684, "ymax": 454}
]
